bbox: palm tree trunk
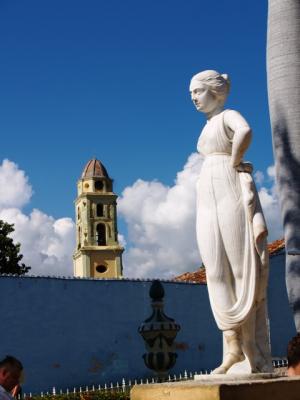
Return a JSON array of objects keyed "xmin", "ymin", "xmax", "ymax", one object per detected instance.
[{"xmin": 267, "ymin": 0, "xmax": 300, "ymax": 332}]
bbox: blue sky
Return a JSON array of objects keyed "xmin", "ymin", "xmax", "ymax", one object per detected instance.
[
  {"xmin": 0, "ymin": 1, "xmax": 279, "ymax": 277},
  {"xmin": 0, "ymin": 0, "xmax": 271, "ymax": 215}
]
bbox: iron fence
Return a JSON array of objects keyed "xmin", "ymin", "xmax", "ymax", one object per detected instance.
[{"xmin": 18, "ymin": 358, "xmax": 288, "ymax": 398}]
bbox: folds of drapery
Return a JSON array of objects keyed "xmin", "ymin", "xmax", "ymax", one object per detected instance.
[{"xmin": 207, "ymin": 167, "xmax": 269, "ymax": 331}]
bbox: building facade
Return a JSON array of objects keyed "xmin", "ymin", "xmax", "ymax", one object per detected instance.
[{"xmin": 73, "ymin": 158, "xmax": 123, "ymax": 278}]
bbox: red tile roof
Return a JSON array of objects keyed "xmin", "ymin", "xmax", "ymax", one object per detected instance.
[
  {"xmin": 174, "ymin": 239, "xmax": 285, "ymax": 284},
  {"xmin": 268, "ymin": 238, "xmax": 285, "ymax": 256},
  {"xmin": 174, "ymin": 267, "xmax": 207, "ymax": 284},
  {"xmin": 81, "ymin": 158, "xmax": 110, "ymax": 179}
]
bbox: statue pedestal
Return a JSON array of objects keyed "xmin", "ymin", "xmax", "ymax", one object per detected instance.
[{"xmin": 130, "ymin": 373, "xmax": 300, "ymax": 400}]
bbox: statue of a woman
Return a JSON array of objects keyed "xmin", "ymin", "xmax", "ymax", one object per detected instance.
[{"xmin": 190, "ymin": 70, "xmax": 272, "ymax": 374}]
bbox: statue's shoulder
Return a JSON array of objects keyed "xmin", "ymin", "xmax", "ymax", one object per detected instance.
[
  {"xmin": 223, "ymin": 109, "xmax": 251, "ymax": 132},
  {"xmin": 223, "ymin": 109, "xmax": 243, "ymax": 118},
  {"xmin": 223, "ymin": 109, "xmax": 248, "ymax": 126}
]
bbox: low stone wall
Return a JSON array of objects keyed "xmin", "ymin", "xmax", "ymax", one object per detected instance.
[{"xmin": 0, "ymin": 255, "xmax": 295, "ymax": 393}]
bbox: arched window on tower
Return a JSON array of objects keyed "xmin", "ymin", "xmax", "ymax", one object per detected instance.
[
  {"xmin": 96, "ymin": 223, "xmax": 106, "ymax": 246},
  {"xmin": 95, "ymin": 180, "xmax": 104, "ymax": 191},
  {"xmin": 78, "ymin": 227, "xmax": 81, "ymax": 249},
  {"xmin": 96, "ymin": 204, "xmax": 104, "ymax": 217}
]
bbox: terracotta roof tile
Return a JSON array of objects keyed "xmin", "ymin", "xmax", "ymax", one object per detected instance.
[
  {"xmin": 82, "ymin": 158, "xmax": 110, "ymax": 179},
  {"xmin": 268, "ymin": 238, "xmax": 285, "ymax": 256},
  {"xmin": 174, "ymin": 267, "xmax": 207, "ymax": 284}
]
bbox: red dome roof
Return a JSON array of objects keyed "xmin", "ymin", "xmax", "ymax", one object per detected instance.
[{"xmin": 81, "ymin": 159, "xmax": 110, "ymax": 179}]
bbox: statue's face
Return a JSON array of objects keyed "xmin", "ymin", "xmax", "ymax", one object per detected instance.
[{"xmin": 190, "ymin": 81, "xmax": 220, "ymax": 114}]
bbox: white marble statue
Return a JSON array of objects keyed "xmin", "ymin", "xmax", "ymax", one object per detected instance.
[{"xmin": 190, "ymin": 70, "xmax": 272, "ymax": 374}]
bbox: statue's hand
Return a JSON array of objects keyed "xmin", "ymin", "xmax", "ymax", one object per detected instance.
[{"xmin": 235, "ymin": 161, "xmax": 253, "ymax": 174}]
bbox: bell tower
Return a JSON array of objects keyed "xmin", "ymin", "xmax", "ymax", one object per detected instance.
[{"xmin": 73, "ymin": 158, "xmax": 124, "ymax": 278}]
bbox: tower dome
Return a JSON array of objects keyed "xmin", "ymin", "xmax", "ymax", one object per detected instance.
[{"xmin": 81, "ymin": 158, "xmax": 110, "ymax": 179}]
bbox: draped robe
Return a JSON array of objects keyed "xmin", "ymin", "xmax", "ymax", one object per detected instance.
[{"xmin": 196, "ymin": 110, "xmax": 272, "ymax": 372}]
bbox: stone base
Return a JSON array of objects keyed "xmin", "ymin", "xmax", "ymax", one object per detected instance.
[
  {"xmin": 194, "ymin": 372, "xmax": 279, "ymax": 381},
  {"xmin": 130, "ymin": 374, "xmax": 300, "ymax": 400}
]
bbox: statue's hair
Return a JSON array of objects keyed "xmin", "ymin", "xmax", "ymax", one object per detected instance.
[{"xmin": 190, "ymin": 70, "xmax": 230, "ymax": 100}]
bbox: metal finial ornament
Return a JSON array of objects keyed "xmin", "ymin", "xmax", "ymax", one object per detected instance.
[{"xmin": 138, "ymin": 280, "xmax": 181, "ymax": 381}]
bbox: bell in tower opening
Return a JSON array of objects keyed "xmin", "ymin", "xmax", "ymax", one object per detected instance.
[{"xmin": 73, "ymin": 158, "xmax": 124, "ymax": 278}]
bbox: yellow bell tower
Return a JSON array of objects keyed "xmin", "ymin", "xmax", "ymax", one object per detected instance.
[{"xmin": 73, "ymin": 158, "xmax": 124, "ymax": 278}]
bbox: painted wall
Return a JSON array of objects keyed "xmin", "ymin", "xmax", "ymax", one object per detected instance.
[
  {"xmin": 0, "ymin": 253, "xmax": 295, "ymax": 393},
  {"xmin": 0, "ymin": 277, "xmax": 220, "ymax": 393}
]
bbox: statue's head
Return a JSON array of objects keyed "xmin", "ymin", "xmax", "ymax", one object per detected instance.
[{"xmin": 189, "ymin": 70, "xmax": 230, "ymax": 114}]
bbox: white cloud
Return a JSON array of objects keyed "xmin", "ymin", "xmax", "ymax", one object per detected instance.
[
  {"xmin": 0, "ymin": 160, "xmax": 75, "ymax": 276},
  {"xmin": 118, "ymin": 153, "xmax": 203, "ymax": 279},
  {"xmin": 254, "ymin": 170, "xmax": 264, "ymax": 185},
  {"xmin": 267, "ymin": 165, "xmax": 275, "ymax": 179},
  {"xmin": 118, "ymin": 233, "xmax": 127, "ymax": 248},
  {"xmin": 0, "ymin": 159, "xmax": 32, "ymax": 208},
  {"xmin": 119, "ymin": 158, "xmax": 283, "ymax": 279},
  {"xmin": 256, "ymin": 165, "xmax": 283, "ymax": 241}
]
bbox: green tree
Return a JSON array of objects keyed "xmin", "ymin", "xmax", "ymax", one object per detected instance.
[{"xmin": 0, "ymin": 220, "xmax": 30, "ymax": 275}]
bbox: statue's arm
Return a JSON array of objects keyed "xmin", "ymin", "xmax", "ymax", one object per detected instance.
[{"xmin": 224, "ymin": 110, "xmax": 252, "ymax": 167}]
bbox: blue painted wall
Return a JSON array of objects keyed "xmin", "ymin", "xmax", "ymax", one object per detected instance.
[
  {"xmin": 0, "ymin": 253, "xmax": 296, "ymax": 393},
  {"xmin": 0, "ymin": 277, "xmax": 220, "ymax": 393}
]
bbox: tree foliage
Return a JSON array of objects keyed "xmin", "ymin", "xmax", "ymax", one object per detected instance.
[
  {"xmin": 0, "ymin": 220, "xmax": 30, "ymax": 275},
  {"xmin": 29, "ymin": 391, "xmax": 129, "ymax": 400}
]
